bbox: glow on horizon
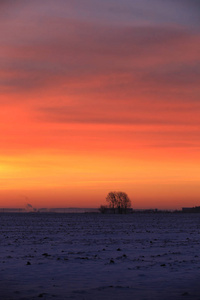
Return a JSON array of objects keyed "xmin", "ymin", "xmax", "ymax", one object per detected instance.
[{"xmin": 0, "ymin": 1, "xmax": 200, "ymax": 209}]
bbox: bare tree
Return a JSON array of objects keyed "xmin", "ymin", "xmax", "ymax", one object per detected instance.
[
  {"xmin": 106, "ymin": 191, "xmax": 117, "ymax": 212},
  {"xmin": 106, "ymin": 191, "xmax": 131, "ymax": 213},
  {"xmin": 99, "ymin": 205, "xmax": 107, "ymax": 214},
  {"xmin": 116, "ymin": 191, "xmax": 131, "ymax": 213}
]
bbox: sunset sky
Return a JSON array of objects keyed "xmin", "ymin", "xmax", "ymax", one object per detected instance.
[{"xmin": 0, "ymin": 0, "xmax": 200, "ymax": 209}]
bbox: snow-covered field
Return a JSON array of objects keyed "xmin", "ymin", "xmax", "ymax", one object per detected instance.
[{"xmin": 0, "ymin": 213, "xmax": 200, "ymax": 300}]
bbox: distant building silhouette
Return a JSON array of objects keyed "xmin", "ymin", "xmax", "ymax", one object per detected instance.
[
  {"xmin": 99, "ymin": 207, "xmax": 133, "ymax": 214},
  {"xmin": 0, "ymin": 208, "xmax": 25, "ymax": 213},
  {"xmin": 182, "ymin": 206, "xmax": 200, "ymax": 213}
]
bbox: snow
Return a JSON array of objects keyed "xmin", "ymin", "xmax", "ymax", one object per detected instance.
[{"xmin": 0, "ymin": 213, "xmax": 200, "ymax": 299}]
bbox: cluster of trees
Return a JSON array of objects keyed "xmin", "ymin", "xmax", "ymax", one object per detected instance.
[{"xmin": 100, "ymin": 191, "xmax": 131, "ymax": 214}]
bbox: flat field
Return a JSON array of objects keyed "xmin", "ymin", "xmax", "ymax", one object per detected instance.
[{"xmin": 0, "ymin": 213, "xmax": 200, "ymax": 299}]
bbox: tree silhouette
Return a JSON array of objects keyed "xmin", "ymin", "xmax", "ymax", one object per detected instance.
[
  {"xmin": 106, "ymin": 192, "xmax": 117, "ymax": 210},
  {"xmin": 106, "ymin": 191, "xmax": 131, "ymax": 214}
]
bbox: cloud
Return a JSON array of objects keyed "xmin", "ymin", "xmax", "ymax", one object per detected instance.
[
  {"xmin": 141, "ymin": 63, "xmax": 200, "ymax": 88},
  {"xmin": 0, "ymin": 18, "xmax": 199, "ymax": 98},
  {"xmin": 0, "ymin": 0, "xmax": 199, "ymax": 129},
  {"xmin": 38, "ymin": 100, "xmax": 200, "ymax": 126},
  {"xmin": 0, "ymin": 0, "xmax": 199, "ymax": 105}
]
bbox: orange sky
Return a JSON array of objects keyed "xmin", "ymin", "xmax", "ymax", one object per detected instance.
[{"xmin": 0, "ymin": 1, "xmax": 200, "ymax": 209}]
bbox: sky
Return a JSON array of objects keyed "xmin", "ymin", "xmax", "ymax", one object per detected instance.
[{"xmin": 0, "ymin": 0, "xmax": 200, "ymax": 209}]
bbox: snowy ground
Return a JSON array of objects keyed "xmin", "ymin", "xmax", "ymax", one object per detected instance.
[{"xmin": 0, "ymin": 213, "xmax": 200, "ymax": 300}]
